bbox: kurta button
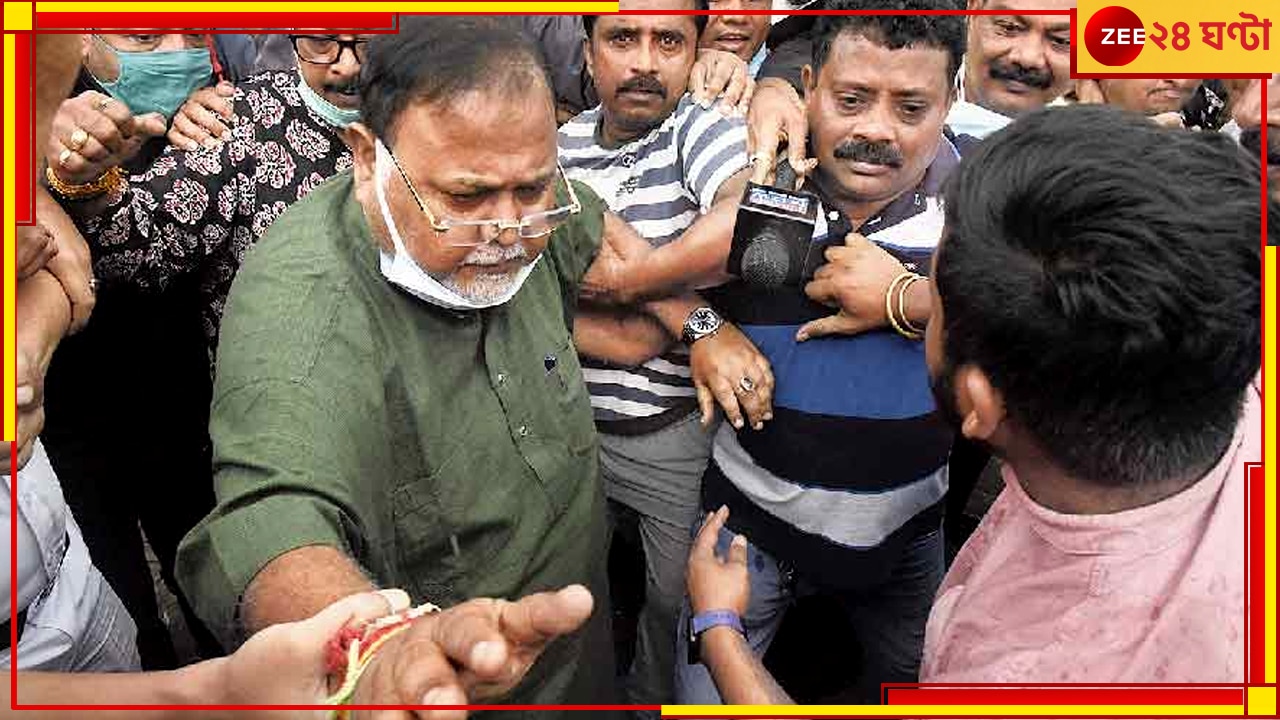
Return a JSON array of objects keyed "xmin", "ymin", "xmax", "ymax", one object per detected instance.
[
  {"xmin": 496, "ymin": 372, "xmax": 507, "ymax": 385},
  {"xmin": 518, "ymin": 425, "xmax": 529, "ymax": 437}
]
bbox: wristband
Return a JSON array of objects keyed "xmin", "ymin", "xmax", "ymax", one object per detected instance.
[
  {"xmin": 325, "ymin": 600, "xmax": 440, "ymax": 719},
  {"xmin": 688, "ymin": 609, "xmax": 744, "ymax": 665}
]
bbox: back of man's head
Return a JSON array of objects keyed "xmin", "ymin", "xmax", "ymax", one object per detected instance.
[
  {"xmin": 936, "ymin": 105, "xmax": 1266, "ymax": 488},
  {"xmin": 360, "ymin": 17, "xmax": 552, "ymax": 142},
  {"xmin": 811, "ymin": 0, "xmax": 966, "ymax": 86}
]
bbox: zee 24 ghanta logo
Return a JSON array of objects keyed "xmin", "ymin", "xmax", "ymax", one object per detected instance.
[{"xmin": 1084, "ymin": 5, "xmax": 1272, "ymax": 66}]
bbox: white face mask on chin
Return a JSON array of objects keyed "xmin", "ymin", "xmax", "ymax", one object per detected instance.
[{"xmin": 373, "ymin": 140, "xmax": 540, "ymax": 311}]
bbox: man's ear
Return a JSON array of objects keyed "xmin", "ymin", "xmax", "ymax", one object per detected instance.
[
  {"xmin": 966, "ymin": 0, "xmax": 983, "ymax": 10},
  {"xmin": 801, "ymin": 64, "xmax": 815, "ymax": 105},
  {"xmin": 81, "ymin": 34, "xmax": 94, "ymax": 60},
  {"xmin": 955, "ymin": 364, "xmax": 1006, "ymax": 442},
  {"xmin": 345, "ymin": 121, "xmax": 379, "ymax": 211}
]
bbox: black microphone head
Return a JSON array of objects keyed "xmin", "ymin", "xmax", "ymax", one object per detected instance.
[{"xmin": 740, "ymin": 231, "xmax": 791, "ymax": 287}]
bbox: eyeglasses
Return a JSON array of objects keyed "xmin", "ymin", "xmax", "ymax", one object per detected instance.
[
  {"xmin": 289, "ymin": 35, "xmax": 369, "ymax": 65},
  {"xmin": 381, "ymin": 141, "xmax": 582, "ymax": 247}
]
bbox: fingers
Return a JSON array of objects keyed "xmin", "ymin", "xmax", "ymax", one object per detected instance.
[
  {"xmin": 689, "ymin": 56, "xmax": 710, "ymax": 103},
  {"xmin": 735, "ymin": 77, "xmax": 755, "ymax": 118},
  {"xmin": 696, "ymin": 380, "xmax": 717, "ymax": 428},
  {"xmin": 727, "ymin": 532, "xmax": 749, "ymax": 568},
  {"xmin": 803, "ymin": 277, "xmax": 840, "ymax": 308},
  {"xmin": 784, "ymin": 114, "xmax": 811, "ymax": 181},
  {"xmin": 719, "ymin": 68, "xmax": 750, "ymax": 116},
  {"xmin": 1074, "ymin": 79, "xmax": 1106, "ymax": 105},
  {"xmin": 132, "ymin": 112, "xmax": 169, "ymax": 139},
  {"xmin": 736, "ymin": 376, "xmax": 771, "ymax": 431},
  {"xmin": 795, "ymin": 312, "xmax": 865, "ymax": 343},
  {"xmin": 702, "ymin": 57, "xmax": 737, "ymax": 111},
  {"xmin": 749, "ymin": 144, "xmax": 776, "ymax": 185},
  {"xmin": 420, "ymin": 603, "xmax": 510, "ymax": 680},
  {"xmin": 381, "ymin": 630, "xmax": 471, "ymax": 712},
  {"xmin": 171, "ymin": 99, "xmax": 231, "ymax": 151},
  {"xmin": 709, "ymin": 374, "xmax": 746, "ymax": 430},
  {"xmin": 693, "ymin": 506, "xmax": 729, "ymax": 558},
  {"xmin": 301, "ymin": 588, "xmax": 412, "ymax": 641},
  {"xmin": 168, "ymin": 111, "xmax": 218, "ymax": 152},
  {"xmin": 497, "ymin": 584, "xmax": 593, "ymax": 647}
]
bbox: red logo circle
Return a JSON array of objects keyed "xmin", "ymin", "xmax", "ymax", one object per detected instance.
[{"xmin": 1085, "ymin": 6, "xmax": 1146, "ymax": 66}]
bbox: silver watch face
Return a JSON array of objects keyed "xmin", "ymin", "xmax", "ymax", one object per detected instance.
[{"xmin": 687, "ymin": 307, "xmax": 721, "ymax": 339}]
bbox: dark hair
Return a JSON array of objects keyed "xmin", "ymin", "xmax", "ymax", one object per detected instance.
[
  {"xmin": 811, "ymin": 0, "xmax": 965, "ymax": 88},
  {"xmin": 360, "ymin": 17, "xmax": 553, "ymax": 143},
  {"xmin": 583, "ymin": 2, "xmax": 710, "ymax": 43},
  {"xmin": 936, "ymin": 104, "xmax": 1266, "ymax": 488}
]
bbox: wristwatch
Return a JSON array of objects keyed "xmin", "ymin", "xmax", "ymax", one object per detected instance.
[
  {"xmin": 681, "ymin": 306, "xmax": 724, "ymax": 345},
  {"xmin": 687, "ymin": 609, "xmax": 744, "ymax": 665}
]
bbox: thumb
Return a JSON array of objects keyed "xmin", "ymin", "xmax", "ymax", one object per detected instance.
[
  {"xmin": 844, "ymin": 231, "xmax": 873, "ymax": 248},
  {"xmin": 727, "ymin": 533, "xmax": 748, "ymax": 567},
  {"xmin": 795, "ymin": 312, "xmax": 863, "ymax": 343},
  {"xmin": 1074, "ymin": 79, "xmax": 1105, "ymax": 105},
  {"xmin": 216, "ymin": 80, "xmax": 236, "ymax": 96},
  {"xmin": 134, "ymin": 112, "xmax": 169, "ymax": 138},
  {"xmin": 785, "ymin": 116, "xmax": 810, "ymax": 181},
  {"xmin": 297, "ymin": 588, "xmax": 411, "ymax": 639},
  {"xmin": 749, "ymin": 142, "xmax": 776, "ymax": 185}
]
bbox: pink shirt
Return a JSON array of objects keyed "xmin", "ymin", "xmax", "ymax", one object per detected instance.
[{"xmin": 921, "ymin": 381, "xmax": 1258, "ymax": 683}]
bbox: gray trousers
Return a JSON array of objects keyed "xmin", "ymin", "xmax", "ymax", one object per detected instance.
[{"xmin": 600, "ymin": 412, "xmax": 716, "ymax": 711}]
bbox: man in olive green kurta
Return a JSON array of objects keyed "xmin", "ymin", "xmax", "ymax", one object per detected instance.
[
  {"xmin": 176, "ymin": 20, "xmax": 776, "ymax": 713},
  {"xmin": 176, "ymin": 168, "xmax": 616, "ymax": 707}
]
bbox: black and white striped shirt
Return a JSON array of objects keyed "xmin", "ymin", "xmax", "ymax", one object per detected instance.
[{"xmin": 559, "ymin": 95, "xmax": 749, "ymax": 434}]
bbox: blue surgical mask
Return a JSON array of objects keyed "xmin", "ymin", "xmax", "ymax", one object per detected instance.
[
  {"xmin": 296, "ymin": 73, "xmax": 361, "ymax": 128},
  {"xmin": 90, "ymin": 35, "xmax": 212, "ymax": 120}
]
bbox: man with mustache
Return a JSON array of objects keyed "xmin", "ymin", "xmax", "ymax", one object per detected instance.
[
  {"xmin": 686, "ymin": 104, "xmax": 1263, "ymax": 695},
  {"xmin": 746, "ymin": 0, "xmax": 1073, "ymax": 177},
  {"xmin": 559, "ymin": 1, "xmax": 769, "ymax": 709},
  {"xmin": 675, "ymin": 8, "xmax": 964, "ymax": 704},
  {"xmin": 176, "ymin": 18, "xmax": 768, "ymax": 715}
]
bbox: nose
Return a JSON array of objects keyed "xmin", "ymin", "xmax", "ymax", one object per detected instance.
[
  {"xmin": 331, "ymin": 43, "xmax": 361, "ymax": 79},
  {"xmin": 1005, "ymin": 36, "xmax": 1048, "ymax": 75},
  {"xmin": 852, "ymin": 99, "xmax": 897, "ymax": 145},
  {"xmin": 486, "ymin": 195, "xmax": 524, "ymax": 246},
  {"xmin": 632, "ymin": 38, "xmax": 658, "ymax": 75}
]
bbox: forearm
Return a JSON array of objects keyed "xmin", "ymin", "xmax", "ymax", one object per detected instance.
[
  {"xmin": 642, "ymin": 293, "xmax": 704, "ymax": 341},
  {"xmin": 2, "ymin": 662, "xmax": 227, "ymax": 718},
  {"xmin": 699, "ymin": 626, "xmax": 795, "ymax": 706},
  {"xmin": 626, "ymin": 202, "xmax": 739, "ymax": 300},
  {"xmin": 574, "ymin": 308, "xmax": 674, "ymax": 366},
  {"xmin": 16, "ymin": 270, "xmax": 73, "ymax": 358},
  {"xmin": 903, "ymin": 277, "xmax": 933, "ymax": 327},
  {"xmin": 241, "ymin": 544, "xmax": 374, "ymax": 634}
]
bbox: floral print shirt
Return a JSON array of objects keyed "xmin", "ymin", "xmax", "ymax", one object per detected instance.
[{"xmin": 84, "ymin": 71, "xmax": 353, "ymax": 363}]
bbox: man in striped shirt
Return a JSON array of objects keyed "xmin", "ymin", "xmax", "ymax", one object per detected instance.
[
  {"xmin": 558, "ymin": 0, "xmax": 758, "ymax": 708},
  {"xmin": 676, "ymin": 11, "xmax": 966, "ymax": 704}
]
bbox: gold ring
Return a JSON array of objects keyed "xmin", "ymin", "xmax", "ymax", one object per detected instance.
[
  {"xmin": 69, "ymin": 128, "xmax": 89, "ymax": 151},
  {"xmin": 58, "ymin": 148, "xmax": 74, "ymax": 167}
]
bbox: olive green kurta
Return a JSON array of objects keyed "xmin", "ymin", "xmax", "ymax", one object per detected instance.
[{"xmin": 176, "ymin": 171, "xmax": 617, "ymax": 712}]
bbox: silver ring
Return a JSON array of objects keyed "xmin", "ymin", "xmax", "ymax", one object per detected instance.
[
  {"xmin": 738, "ymin": 376, "xmax": 756, "ymax": 394},
  {"xmin": 88, "ymin": 277, "xmax": 98, "ymax": 295},
  {"xmin": 95, "ymin": 96, "xmax": 113, "ymax": 111}
]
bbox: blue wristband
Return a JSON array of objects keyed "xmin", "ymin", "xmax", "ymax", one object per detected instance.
[{"xmin": 691, "ymin": 609, "xmax": 744, "ymax": 637}]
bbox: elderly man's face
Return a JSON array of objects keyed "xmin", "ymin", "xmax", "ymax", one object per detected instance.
[
  {"xmin": 81, "ymin": 33, "xmax": 206, "ymax": 83},
  {"xmin": 965, "ymin": 0, "xmax": 1074, "ymax": 116},
  {"xmin": 701, "ymin": 0, "xmax": 772, "ymax": 62},
  {"xmin": 586, "ymin": 2, "xmax": 701, "ymax": 145},
  {"xmin": 292, "ymin": 34, "xmax": 373, "ymax": 110},
  {"xmin": 353, "ymin": 86, "xmax": 561, "ymax": 304},
  {"xmin": 804, "ymin": 32, "xmax": 953, "ymax": 209},
  {"xmin": 1098, "ymin": 79, "xmax": 1200, "ymax": 116}
]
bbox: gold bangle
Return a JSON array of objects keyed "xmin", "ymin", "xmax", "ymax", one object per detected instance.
[
  {"xmin": 896, "ymin": 274, "xmax": 927, "ymax": 338},
  {"xmin": 884, "ymin": 272, "xmax": 919, "ymax": 340},
  {"xmin": 45, "ymin": 165, "xmax": 124, "ymax": 200}
]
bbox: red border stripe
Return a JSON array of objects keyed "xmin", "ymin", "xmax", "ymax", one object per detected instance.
[
  {"xmin": 35, "ymin": 12, "xmax": 398, "ymax": 30},
  {"xmin": 1249, "ymin": 464, "xmax": 1265, "ymax": 684},
  {"xmin": 15, "ymin": 33, "xmax": 31, "ymax": 225},
  {"xmin": 884, "ymin": 688, "xmax": 1245, "ymax": 706}
]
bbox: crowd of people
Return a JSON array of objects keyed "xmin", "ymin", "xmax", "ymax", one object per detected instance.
[{"xmin": 5, "ymin": 0, "xmax": 1272, "ymax": 716}]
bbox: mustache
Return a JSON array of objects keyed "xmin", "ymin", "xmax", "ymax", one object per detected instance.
[
  {"xmin": 463, "ymin": 242, "xmax": 529, "ymax": 266},
  {"xmin": 988, "ymin": 59, "xmax": 1053, "ymax": 90},
  {"xmin": 617, "ymin": 74, "xmax": 667, "ymax": 98},
  {"xmin": 834, "ymin": 139, "xmax": 903, "ymax": 167}
]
